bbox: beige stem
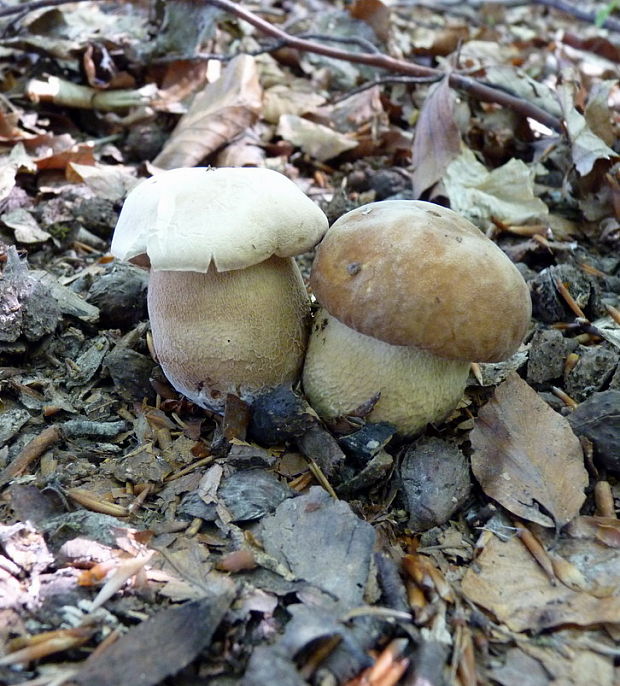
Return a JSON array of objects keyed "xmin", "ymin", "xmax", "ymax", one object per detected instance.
[
  {"xmin": 148, "ymin": 256, "xmax": 309, "ymax": 411},
  {"xmin": 302, "ymin": 309, "xmax": 470, "ymax": 436}
]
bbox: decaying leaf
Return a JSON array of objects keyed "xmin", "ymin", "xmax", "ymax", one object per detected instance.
[
  {"xmin": 153, "ymin": 55, "xmax": 262, "ymax": 169},
  {"xmin": 349, "ymin": 0, "xmax": 391, "ymax": 43},
  {"xmin": 72, "ymin": 592, "xmax": 234, "ymax": 686},
  {"xmin": 67, "ymin": 163, "xmax": 139, "ymax": 202},
  {"xmin": 483, "ymin": 66, "xmax": 563, "ymax": 119},
  {"xmin": 277, "ymin": 114, "xmax": 358, "ymax": 162},
  {"xmin": 262, "ymin": 84, "xmax": 325, "ymax": 125},
  {"xmin": 584, "ymin": 80, "xmax": 617, "ymax": 146},
  {"xmin": 557, "ymin": 83, "xmax": 618, "ymax": 177},
  {"xmin": 567, "ymin": 515, "xmax": 620, "ymax": 548},
  {"xmin": 411, "ymin": 77, "xmax": 461, "ymax": 198},
  {"xmin": 1, "ymin": 208, "xmax": 50, "ymax": 243},
  {"xmin": 462, "ymin": 530, "xmax": 620, "ymax": 632},
  {"xmin": 470, "ymin": 373, "xmax": 587, "ymax": 528},
  {"xmin": 0, "ymin": 163, "xmax": 18, "ymax": 202},
  {"xmin": 444, "ymin": 146, "xmax": 548, "ymax": 229}
]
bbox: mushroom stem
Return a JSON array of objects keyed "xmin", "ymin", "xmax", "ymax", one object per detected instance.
[
  {"xmin": 302, "ymin": 309, "xmax": 470, "ymax": 435},
  {"xmin": 148, "ymin": 255, "xmax": 309, "ymax": 411}
]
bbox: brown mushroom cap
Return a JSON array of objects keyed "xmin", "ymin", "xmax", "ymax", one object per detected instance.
[{"xmin": 310, "ymin": 200, "xmax": 531, "ymax": 363}]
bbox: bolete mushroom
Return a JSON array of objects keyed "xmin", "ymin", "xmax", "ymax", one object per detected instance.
[
  {"xmin": 111, "ymin": 167, "xmax": 328, "ymax": 411},
  {"xmin": 302, "ymin": 200, "xmax": 531, "ymax": 435}
]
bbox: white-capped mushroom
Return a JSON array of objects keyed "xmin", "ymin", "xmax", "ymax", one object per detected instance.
[
  {"xmin": 111, "ymin": 167, "xmax": 328, "ymax": 411},
  {"xmin": 303, "ymin": 200, "xmax": 531, "ymax": 435}
]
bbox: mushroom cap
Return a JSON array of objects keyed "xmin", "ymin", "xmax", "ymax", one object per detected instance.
[
  {"xmin": 111, "ymin": 167, "xmax": 328, "ymax": 272},
  {"xmin": 310, "ymin": 200, "xmax": 531, "ymax": 363}
]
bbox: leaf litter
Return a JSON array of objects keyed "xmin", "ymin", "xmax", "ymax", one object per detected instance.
[{"xmin": 0, "ymin": 0, "xmax": 619, "ymax": 685}]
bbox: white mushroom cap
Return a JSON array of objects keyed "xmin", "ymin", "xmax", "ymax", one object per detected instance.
[{"xmin": 111, "ymin": 167, "xmax": 328, "ymax": 272}]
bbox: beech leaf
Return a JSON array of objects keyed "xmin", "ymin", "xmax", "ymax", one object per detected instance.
[
  {"xmin": 444, "ymin": 147, "xmax": 548, "ymax": 229},
  {"xmin": 410, "ymin": 77, "xmax": 461, "ymax": 198},
  {"xmin": 153, "ymin": 54, "xmax": 262, "ymax": 170},
  {"xmin": 557, "ymin": 83, "xmax": 618, "ymax": 176},
  {"xmin": 470, "ymin": 373, "xmax": 587, "ymax": 528}
]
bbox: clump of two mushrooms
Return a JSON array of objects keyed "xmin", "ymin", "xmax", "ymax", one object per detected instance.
[{"xmin": 112, "ymin": 168, "xmax": 531, "ymax": 436}]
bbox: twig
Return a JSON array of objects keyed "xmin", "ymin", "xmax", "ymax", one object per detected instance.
[
  {"xmin": 301, "ymin": 33, "xmax": 381, "ymax": 54},
  {"xmin": 330, "ymin": 74, "xmax": 444, "ymax": 104},
  {"xmin": 151, "ymin": 33, "xmax": 381, "ymax": 64},
  {"xmin": 0, "ymin": 425, "xmax": 62, "ymax": 488},
  {"xmin": 202, "ymin": 0, "xmax": 565, "ymax": 132}
]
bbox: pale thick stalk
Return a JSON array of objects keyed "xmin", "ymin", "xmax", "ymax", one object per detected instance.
[
  {"xmin": 148, "ymin": 256, "xmax": 309, "ymax": 412},
  {"xmin": 303, "ymin": 309, "xmax": 470, "ymax": 435}
]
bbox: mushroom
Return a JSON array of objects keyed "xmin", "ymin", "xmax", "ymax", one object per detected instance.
[
  {"xmin": 302, "ymin": 200, "xmax": 531, "ymax": 435},
  {"xmin": 111, "ymin": 167, "xmax": 328, "ymax": 411}
]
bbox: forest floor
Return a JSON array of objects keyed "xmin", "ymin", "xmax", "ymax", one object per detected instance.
[{"xmin": 0, "ymin": 0, "xmax": 619, "ymax": 685}]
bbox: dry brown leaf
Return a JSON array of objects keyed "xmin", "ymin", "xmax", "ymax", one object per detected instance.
[
  {"xmin": 349, "ymin": 0, "xmax": 391, "ymax": 43},
  {"xmin": 444, "ymin": 147, "xmax": 548, "ymax": 229},
  {"xmin": 67, "ymin": 163, "xmax": 138, "ymax": 202},
  {"xmin": 151, "ymin": 59, "xmax": 209, "ymax": 114},
  {"xmin": 262, "ymin": 84, "xmax": 325, "ymax": 125},
  {"xmin": 153, "ymin": 55, "xmax": 262, "ymax": 169},
  {"xmin": 567, "ymin": 515, "xmax": 620, "ymax": 548},
  {"xmin": 35, "ymin": 142, "xmax": 95, "ymax": 170},
  {"xmin": 462, "ymin": 533, "xmax": 620, "ymax": 632},
  {"xmin": 411, "ymin": 77, "xmax": 461, "ymax": 198},
  {"xmin": 557, "ymin": 83, "xmax": 618, "ymax": 177},
  {"xmin": 470, "ymin": 373, "xmax": 587, "ymax": 528},
  {"xmin": 276, "ymin": 115, "xmax": 358, "ymax": 162}
]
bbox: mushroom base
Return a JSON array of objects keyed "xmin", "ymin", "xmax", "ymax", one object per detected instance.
[
  {"xmin": 302, "ymin": 309, "xmax": 470, "ymax": 436},
  {"xmin": 148, "ymin": 256, "xmax": 309, "ymax": 412}
]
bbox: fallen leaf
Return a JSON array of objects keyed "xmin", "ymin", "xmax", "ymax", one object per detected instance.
[
  {"xmin": 262, "ymin": 84, "xmax": 325, "ymax": 125},
  {"xmin": 260, "ymin": 486, "xmax": 375, "ymax": 609},
  {"xmin": 67, "ymin": 163, "xmax": 138, "ymax": 202},
  {"xmin": 0, "ymin": 164, "xmax": 18, "ymax": 203},
  {"xmin": 557, "ymin": 83, "xmax": 618, "ymax": 176},
  {"xmin": 584, "ymin": 80, "xmax": 617, "ymax": 146},
  {"xmin": 72, "ymin": 593, "xmax": 234, "ymax": 686},
  {"xmin": 277, "ymin": 114, "xmax": 358, "ymax": 161},
  {"xmin": 470, "ymin": 373, "xmax": 587, "ymax": 528},
  {"xmin": 567, "ymin": 515, "xmax": 620, "ymax": 548},
  {"xmin": 483, "ymin": 65, "xmax": 562, "ymax": 119},
  {"xmin": 462, "ymin": 532, "xmax": 620, "ymax": 632},
  {"xmin": 411, "ymin": 77, "xmax": 461, "ymax": 197},
  {"xmin": 153, "ymin": 54, "xmax": 262, "ymax": 169},
  {"xmin": 1, "ymin": 208, "xmax": 51, "ymax": 243},
  {"xmin": 444, "ymin": 146, "xmax": 548, "ymax": 229},
  {"xmin": 151, "ymin": 59, "xmax": 209, "ymax": 114},
  {"xmin": 349, "ymin": 0, "xmax": 391, "ymax": 43}
]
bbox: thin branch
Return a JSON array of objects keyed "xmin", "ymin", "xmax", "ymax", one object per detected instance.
[
  {"xmin": 203, "ymin": 0, "xmax": 565, "ymax": 132},
  {"xmin": 150, "ymin": 33, "xmax": 382, "ymax": 64},
  {"xmin": 330, "ymin": 75, "xmax": 444, "ymax": 104},
  {"xmin": 300, "ymin": 33, "xmax": 381, "ymax": 54}
]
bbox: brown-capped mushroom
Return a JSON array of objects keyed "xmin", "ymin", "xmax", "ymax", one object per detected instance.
[
  {"xmin": 302, "ymin": 200, "xmax": 531, "ymax": 435},
  {"xmin": 111, "ymin": 167, "xmax": 328, "ymax": 411}
]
